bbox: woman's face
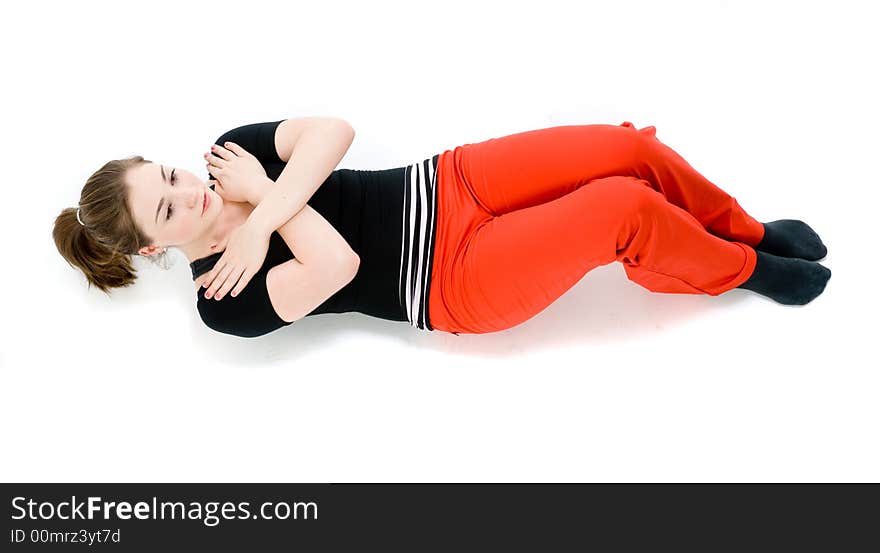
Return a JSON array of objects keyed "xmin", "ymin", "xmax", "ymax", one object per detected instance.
[{"xmin": 127, "ymin": 162, "xmax": 219, "ymax": 255}]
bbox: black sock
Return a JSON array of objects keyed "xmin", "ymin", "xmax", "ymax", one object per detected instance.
[
  {"xmin": 755, "ymin": 219, "xmax": 827, "ymax": 261},
  {"xmin": 736, "ymin": 249, "xmax": 831, "ymax": 305}
]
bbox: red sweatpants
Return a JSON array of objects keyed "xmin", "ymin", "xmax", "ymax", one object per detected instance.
[{"xmin": 426, "ymin": 121, "xmax": 766, "ymax": 335}]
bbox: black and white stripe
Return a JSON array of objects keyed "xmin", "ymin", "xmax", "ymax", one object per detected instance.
[{"xmin": 398, "ymin": 153, "xmax": 440, "ymax": 330}]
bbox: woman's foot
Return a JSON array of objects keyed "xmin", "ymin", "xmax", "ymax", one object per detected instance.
[
  {"xmin": 756, "ymin": 219, "xmax": 827, "ymax": 261},
  {"xmin": 736, "ymin": 249, "xmax": 831, "ymax": 305}
]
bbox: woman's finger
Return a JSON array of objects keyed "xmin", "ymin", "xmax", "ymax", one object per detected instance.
[
  {"xmin": 214, "ymin": 266, "xmax": 245, "ymax": 301},
  {"xmin": 223, "ymin": 141, "xmax": 245, "ymax": 157},
  {"xmin": 205, "ymin": 151, "xmax": 227, "ymax": 170},
  {"xmin": 210, "ymin": 144, "xmax": 233, "ymax": 161},
  {"xmin": 230, "ymin": 269, "xmax": 252, "ymax": 298},
  {"xmin": 206, "ymin": 273, "xmax": 228, "ymax": 300},
  {"xmin": 205, "ymin": 262, "xmax": 234, "ymax": 299},
  {"xmin": 201, "ymin": 265, "xmax": 216, "ymax": 289}
]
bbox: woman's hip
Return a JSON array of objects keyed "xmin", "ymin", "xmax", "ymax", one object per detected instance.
[{"xmin": 427, "ymin": 148, "xmax": 504, "ymax": 334}]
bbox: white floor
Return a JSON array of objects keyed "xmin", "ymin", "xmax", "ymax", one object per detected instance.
[{"xmin": 2, "ymin": 0, "xmax": 876, "ymax": 482}]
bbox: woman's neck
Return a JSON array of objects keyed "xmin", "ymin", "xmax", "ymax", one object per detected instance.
[{"xmin": 182, "ymin": 200, "xmax": 255, "ymax": 264}]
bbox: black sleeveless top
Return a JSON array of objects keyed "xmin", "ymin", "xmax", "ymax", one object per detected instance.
[{"xmin": 191, "ymin": 120, "xmax": 440, "ymax": 338}]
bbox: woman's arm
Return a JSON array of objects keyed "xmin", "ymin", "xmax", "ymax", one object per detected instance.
[
  {"xmin": 248, "ymin": 177, "xmax": 359, "ymax": 268},
  {"xmin": 247, "ymin": 119, "xmax": 355, "ymax": 237}
]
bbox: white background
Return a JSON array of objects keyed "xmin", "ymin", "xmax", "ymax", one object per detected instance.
[{"xmin": 1, "ymin": 0, "xmax": 877, "ymax": 482}]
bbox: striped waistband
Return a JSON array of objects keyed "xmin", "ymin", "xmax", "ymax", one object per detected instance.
[{"xmin": 398, "ymin": 153, "xmax": 440, "ymax": 330}]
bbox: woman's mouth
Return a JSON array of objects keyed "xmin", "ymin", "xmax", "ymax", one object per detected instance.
[{"xmin": 202, "ymin": 190, "xmax": 210, "ymax": 216}]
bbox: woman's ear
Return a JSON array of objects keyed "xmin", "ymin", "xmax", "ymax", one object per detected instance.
[{"xmin": 138, "ymin": 245, "xmax": 166, "ymax": 257}]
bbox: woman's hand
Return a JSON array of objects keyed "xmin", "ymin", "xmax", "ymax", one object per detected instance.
[
  {"xmin": 204, "ymin": 141, "xmax": 268, "ymax": 205},
  {"xmin": 201, "ymin": 218, "xmax": 272, "ymax": 301}
]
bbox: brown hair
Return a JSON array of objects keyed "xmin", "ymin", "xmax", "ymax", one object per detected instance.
[{"xmin": 53, "ymin": 155, "xmax": 169, "ymax": 294}]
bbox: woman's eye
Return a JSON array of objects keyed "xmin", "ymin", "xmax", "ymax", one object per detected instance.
[{"xmin": 166, "ymin": 170, "xmax": 177, "ymax": 220}]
